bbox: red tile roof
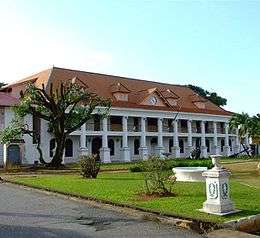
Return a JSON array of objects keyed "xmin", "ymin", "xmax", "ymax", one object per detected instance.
[
  {"xmin": 0, "ymin": 92, "xmax": 19, "ymax": 106},
  {"xmin": 1, "ymin": 67, "xmax": 233, "ymax": 116}
]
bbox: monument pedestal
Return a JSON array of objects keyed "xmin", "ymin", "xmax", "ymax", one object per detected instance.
[{"xmin": 200, "ymin": 155, "xmax": 240, "ymax": 216}]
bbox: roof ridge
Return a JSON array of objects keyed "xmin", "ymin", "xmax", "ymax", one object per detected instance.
[{"xmin": 52, "ymin": 66, "xmax": 188, "ymax": 89}]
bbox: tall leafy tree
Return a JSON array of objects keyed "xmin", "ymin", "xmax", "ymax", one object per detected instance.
[
  {"xmin": 187, "ymin": 85, "xmax": 227, "ymax": 107},
  {"xmin": 2, "ymin": 79, "xmax": 111, "ymax": 167}
]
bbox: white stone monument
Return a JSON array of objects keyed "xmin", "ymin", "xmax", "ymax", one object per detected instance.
[{"xmin": 200, "ymin": 155, "xmax": 240, "ymax": 215}]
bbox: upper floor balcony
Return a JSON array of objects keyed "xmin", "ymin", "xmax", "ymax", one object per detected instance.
[{"xmin": 81, "ymin": 115, "xmax": 231, "ymax": 135}]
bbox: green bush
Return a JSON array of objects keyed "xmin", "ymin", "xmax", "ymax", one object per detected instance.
[
  {"xmin": 129, "ymin": 164, "xmax": 143, "ymax": 172},
  {"xmin": 168, "ymin": 159, "xmax": 213, "ymax": 169},
  {"xmin": 79, "ymin": 155, "xmax": 100, "ymax": 178},
  {"xmin": 142, "ymin": 155, "xmax": 174, "ymax": 195},
  {"xmin": 129, "ymin": 158, "xmax": 213, "ymax": 173}
]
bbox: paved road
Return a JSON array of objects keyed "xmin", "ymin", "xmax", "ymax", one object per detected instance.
[{"xmin": 0, "ymin": 183, "xmax": 203, "ymax": 238}]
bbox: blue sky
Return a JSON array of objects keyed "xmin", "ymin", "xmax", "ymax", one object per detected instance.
[{"xmin": 0, "ymin": 0, "xmax": 259, "ymax": 115}]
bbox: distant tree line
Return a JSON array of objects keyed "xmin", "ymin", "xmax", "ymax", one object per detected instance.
[{"xmin": 187, "ymin": 84, "xmax": 227, "ymax": 107}]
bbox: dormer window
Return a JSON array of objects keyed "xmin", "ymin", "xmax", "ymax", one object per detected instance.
[
  {"xmin": 113, "ymin": 92, "xmax": 128, "ymax": 101},
  {"xmin": 190, "ymin": 93, "xmax": 207, "ymax": 109},
  {"xmin": 194, "ymin": 101, "xmax": 206, "ymax": 109},
  {"xmin": 159, "ymin": 88, "xmax": 179, "ymax": 107},
  {"xmin": 110, "ymin": 82, "xmax": 130, "ymax": 102}
]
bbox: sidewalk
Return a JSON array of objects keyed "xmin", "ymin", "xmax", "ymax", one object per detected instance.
[{"xmin": 207, "ymin": 229, "xmax": 259, "ymax": 238}]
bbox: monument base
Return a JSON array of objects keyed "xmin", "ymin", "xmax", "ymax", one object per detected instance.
[{"xmin": 198, "ymin": 208, "xmax": 241, "ymax": 216}]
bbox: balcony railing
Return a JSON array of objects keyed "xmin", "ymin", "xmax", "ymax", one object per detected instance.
[
  {"xmin": 192, "ymin": 127, "xmax": 201, "ymax": 133},
  {"xmin": 147, "ymin": 125, "xmax": 158, "ymax": 132},
  {"xmin": 217, "ymin": 128, "xmax": 225, "ymax": 134},
  {"xmin": 127, "ymin": 124, "xmax": 141, "ymax": 132},
  {"xmin": 205, "ymin": 127, "xmax": 214, "ymax": 134},
  {"xmin": 108, "ymin": 124, "xmax": 122, "ymax": 131},
  {"xmin": 179, "ymin": 127, "xmax": 188, "ymax": 133},
  {"xmin": 163, "ymin": 126, "xmax": 174, "ymax": 132}
]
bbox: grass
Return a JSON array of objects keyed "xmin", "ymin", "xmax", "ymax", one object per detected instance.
[{"xmin": 7, "ymin": 160, "xmax": 260, "ymax": 223}]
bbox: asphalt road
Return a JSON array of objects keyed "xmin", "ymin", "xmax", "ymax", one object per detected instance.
[{"xmin": 0, "ymin": 183, "xmax": 203, "ymax": 238}]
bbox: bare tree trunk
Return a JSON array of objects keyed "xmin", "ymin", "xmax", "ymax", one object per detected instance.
[{"xmin": 50, "ymin": 134, "xmax": 66, "ymax": 168}]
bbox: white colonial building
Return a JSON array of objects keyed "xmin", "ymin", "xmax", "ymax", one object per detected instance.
[{"xmin": 0, "ymin": 67, "xmax": 246, "ymax": 165}]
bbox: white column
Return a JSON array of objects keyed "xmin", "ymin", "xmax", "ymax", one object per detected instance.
[
  {"xmin": 172, "ymin": 120, "xmax": 180, "ymax": 158},
  {"xmin": 185, "ymin": 120, "xmax": 193, "ymax": 157},
  {"xmin": 155, "ymin": 118, "xmax": 164, "ymax": 157},
  {"xmin": 234, "ymin": 128, "xmax": 240, "ymax": 154},
  {"xmin": 212, "ymin": 121, "xmax": 219, "ymax": 155},
  {"xmin": 223, "ymin": 122, "xmax": 230, "ymax": 156},
  {"xmin": 121, "ymin": 116, "xmax": 130, "ymax": 162},
  {"xmin": 100, "ymin": 117, "xmax": 110, "ymax": 163},
  {"xmin": 80, "ymin": 123, "xmax": 88, "ymax": 156},
  {"xmin": 200, "ymin": 121, "xmax": 208, "ymax": 158},
  {"xmin": 139, "ymin": 117, "xmax": 148, "ymax": 160},
  {"xmin": 3, "ymin": 144, "xmax": 7, "ymax": 167}
]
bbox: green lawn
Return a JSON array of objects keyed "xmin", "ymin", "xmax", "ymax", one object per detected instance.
[{"xmin": 8, "ymin": 162, "xmax": 260, "ymax": 223}]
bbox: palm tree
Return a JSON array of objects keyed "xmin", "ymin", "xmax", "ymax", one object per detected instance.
[
  {"xmin": 229, "ymin": 112, "xmax": 251, "ymax": 155},
  {"xmin": 249, "ymin": 114, "xmax": 260, "ymax": 138}
]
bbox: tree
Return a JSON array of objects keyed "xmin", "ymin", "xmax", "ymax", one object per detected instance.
[
  {"xmin": 229, "ymin": 112, "xmax": 251, "ymax": 142},
  {"xmin": 9, "ymin": 79, "xmax": 111, "ymax": 167},
  {"xmin": 229, "ymin": 112, "xmax": 260, "ymax": 156},
  {"xmin": 249, "ymin": 114, "xmax": 260, "ymax": 138},
  {"xmin": 187, "ymin": 85, "xmax": 227, "ymax": 107}
]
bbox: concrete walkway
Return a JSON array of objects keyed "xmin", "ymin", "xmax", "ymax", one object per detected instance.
[
  {"xmin": 0, "ymin": 183, "xmax": 203, "ymax": 238},
  {"xmin": 207, "ymin": 229, "xmax": 259, "ymax": 238}
]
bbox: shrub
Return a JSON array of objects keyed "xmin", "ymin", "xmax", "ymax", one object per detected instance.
[
  {"xmin": 129, "ymin": 158, "xmax": 213, "ymax": 173},
  {"xmin": 129, "ymin": 164, "xmax": 143, "ymax": 172},
  {"xmin": 142, "ymin": 155, "xmax": 174, "ymax": 195},
  {"xmin": 79, "ymin": 155, "xmax": 100, "ymax": 178},
  {"xmin": 168, "ymin": 159, "xmax": 213, "ymax": 169}
]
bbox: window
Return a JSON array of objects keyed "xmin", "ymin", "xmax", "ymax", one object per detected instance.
[
  {"xmin": 94, "ymin": 115, "xmax": 100, "ymax": 131},
  {"xmin": 221, "ymin": 139, "xmax": 225, "ymax": 152},
  {"xmin": 133, "ymin": 118, "xmax": 139, "ymax": 131},
  {"xmin": 151, "ymin": 137, "xmax": 157, "ymax": 145},
  {"xmin": 196, "ymin": 121, "xmax": 201, "ymax": 133},
  {"xmin": 180, "ymin": 120, "xmax": 187, "ymax": 129},
  {"xmin": 65, "ymin": 139, "xmax": 73, "ymax": 157},
  {"xmin": 169, "ymin": 139, "xmax": 173, "ymax": 153},
  {"xmin": 134, "ymin": 139, "xmax": 140, "ymax": 155},
  {"xmin": 110, "ymin": 116, "xmax": 122, "ymax": 131},
  {"xmin": 205, "ymin": 122, "xmax": 209, "ymax": 133},
  {"xmin": 229, "ymin": 139, "xmax": 233, "ymax": 151},
  {"xmin": 108, "ymin": 139, "xmax": 115, "ymax": 156},
  {"xmin": 179, "ymin": 139, "xmax": 184, "ymax": 153},
  {"xmin": 49, "ymin": 139, "xmax": 56, "ymax": 157},
  {"xmin": 168, "ymin": 119, "xmax": 173, "ymax": 132},
  {"xmin": 195, "ymin": 138, "xmax": 201, "ymax": 148},
  {"xmin": 33, "ymin": 115, "xmax": 41, "ymax": 144},
  {"xmin": 220, "ymin": 122, "xmax": 225, "ymax": 134},
  {"xmin": 206, "ymin": 139, "xmax": 210, "ymax": 152}
]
